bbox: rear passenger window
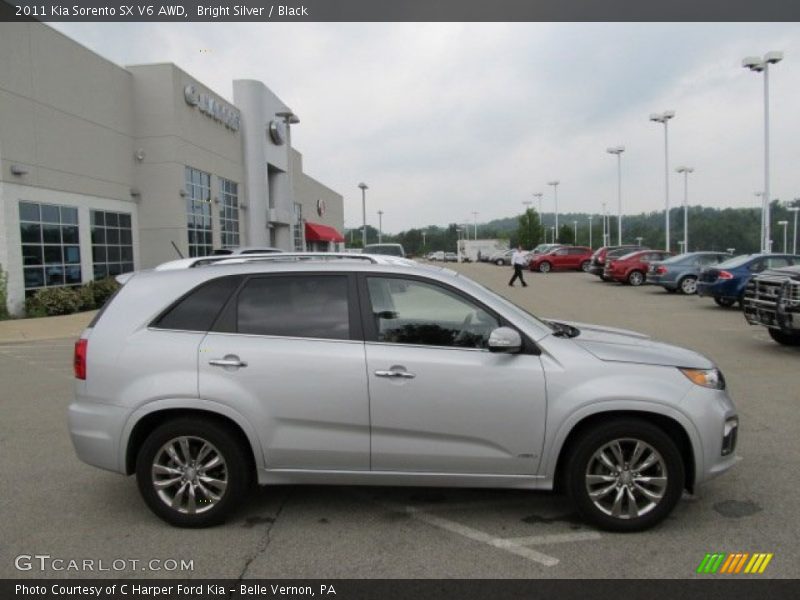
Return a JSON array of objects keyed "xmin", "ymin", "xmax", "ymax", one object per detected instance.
[
  {"xmin": 153, "ymin": 276, "xmax": 242, "ymax": 331},
  {"xmin": 236, "ymin": 276, "xmax": 350, "ymax": 340}
]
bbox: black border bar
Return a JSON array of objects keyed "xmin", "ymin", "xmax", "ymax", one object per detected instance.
[{"xmin": 3, "ymin": 0, "xmax": 800, "ymax": 22}]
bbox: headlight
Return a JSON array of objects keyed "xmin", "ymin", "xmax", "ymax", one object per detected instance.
[{"xmin": 680, "ymin": 367, "xmax": 726, "ymax": 390}]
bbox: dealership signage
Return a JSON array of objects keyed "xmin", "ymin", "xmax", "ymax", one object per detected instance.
[{"xmin": 184, "ymin": 84, "xmax": 240, "ymax": 131}]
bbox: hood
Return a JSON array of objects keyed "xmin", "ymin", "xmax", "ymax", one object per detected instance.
[{"xmin": 552, "ymin": 320, "xmax": 714, "ymax": 369}]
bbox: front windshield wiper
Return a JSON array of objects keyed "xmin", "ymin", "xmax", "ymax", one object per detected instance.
[{"xmin": 546, "ymin": 320, "xmax": 581, "ymax": 338}]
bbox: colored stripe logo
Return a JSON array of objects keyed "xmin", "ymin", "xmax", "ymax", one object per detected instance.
[{"xmin": 696, "ymin": 552, "xmax": 773, "ymax": 574}]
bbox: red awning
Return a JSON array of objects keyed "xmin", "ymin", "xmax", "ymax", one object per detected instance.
[{"xmin": 305, "ymin": 222, "xmax": 344, "ymax": 243}]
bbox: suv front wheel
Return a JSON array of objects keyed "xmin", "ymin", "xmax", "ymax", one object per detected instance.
[
  {"xmin": 565, "ymin": 419, "xmax": 685, "ymax": 532},
  {"xmin": 135, "ymin": 417, "xmax": 251, "ymax": 527}
]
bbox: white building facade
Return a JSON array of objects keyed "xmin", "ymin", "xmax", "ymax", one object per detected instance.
[{"xmin": 0, "ymin": 23, "xmax": 344, "ymax": 315}]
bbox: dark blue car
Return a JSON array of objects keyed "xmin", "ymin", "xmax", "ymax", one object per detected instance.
[
  {"xmin": 647, "ymin": 251, "xmax": 730, "ymax": 295},
  {"xmin": 697, "ymin": 253, "xmax": 800, "ymax": 307}
]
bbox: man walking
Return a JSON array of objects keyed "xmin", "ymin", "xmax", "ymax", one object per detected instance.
[{"xmin": 508, "ymin": 245, "xmax": 529, "ymax": 287}]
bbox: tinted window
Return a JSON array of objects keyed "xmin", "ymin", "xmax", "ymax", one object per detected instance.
[
  {"xmin": 718, "ymin": 254, "xmax": 753, "ymax": 269},
  {"xmin": 153, "ymin": 276, "xmax": 241, "ymax": 331},
  {"xmin": 367, "ymin": 277, "xmax": 500, "ymax": 349},
  {"xmin": 237, "ymin": 276, "xmax": 350, "ymax": 340}
]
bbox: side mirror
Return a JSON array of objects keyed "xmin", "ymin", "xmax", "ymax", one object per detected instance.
[{"xmin": 488, "ymin": 327, "xmax": 522, "ymax": 353}]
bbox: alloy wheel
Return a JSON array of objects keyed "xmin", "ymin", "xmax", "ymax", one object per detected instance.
[{"xmin": 680, "ymin": 276, "xmax": 697, "ymax": 295}]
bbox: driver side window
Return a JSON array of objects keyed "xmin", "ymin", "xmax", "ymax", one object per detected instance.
[{"xmin": 366, "ymin": 277, "xmax": 500, "ymax": 349}]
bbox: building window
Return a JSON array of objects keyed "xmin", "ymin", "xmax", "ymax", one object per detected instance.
[
  {"xmin": 185, "ymin": 166, "xmax": 212, "ymax": 257},
  {"xmin": 91, "ymin": 210, "xmax": 134, "ymax": 280},
  {"xmin": 19, "ymin": 201, "xmax": 81, "ymax": 295},
  {"xmin": 219, "ymin": 178, "xmax": 240, "ymax": 249},
  {"xmin": 293, "ymin": 202, "xmax": 304, "ymax": 251}
]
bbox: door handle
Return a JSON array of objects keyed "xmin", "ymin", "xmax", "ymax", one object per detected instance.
[
  {"xmin": 374, "ymin": 369, "xmax": 415, "ymax": 379},
  {"xmin": 209, "ymin": 356, "xmax": 248, "ymax": 368}
]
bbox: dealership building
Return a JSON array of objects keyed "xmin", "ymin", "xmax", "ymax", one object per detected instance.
[{"xmin": 0, "ymin": 23, "xmax": 345, "ymax": 315}]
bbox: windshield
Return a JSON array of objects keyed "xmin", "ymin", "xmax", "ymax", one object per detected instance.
[{"xmin": 717, "ymin": 254, "xmax": 752, "ymax": 269}]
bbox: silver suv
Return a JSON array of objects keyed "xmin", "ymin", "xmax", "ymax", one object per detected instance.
[{"xmin": 69, "ymin": 255, "xmax": 738, "ymax": 531}]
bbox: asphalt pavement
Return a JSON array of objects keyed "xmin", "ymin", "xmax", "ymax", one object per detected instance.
[{"xmin": 1, "ymin": 263, "xmax": 797, "ymax": 579}]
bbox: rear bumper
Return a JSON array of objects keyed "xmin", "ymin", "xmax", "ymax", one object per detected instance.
[{"xmin": 68, "ymin": 400, "xmax": 130, "ymax": 474}]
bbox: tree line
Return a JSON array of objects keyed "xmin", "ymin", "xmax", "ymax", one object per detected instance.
[{"xmin": 346, "ymin": 199, "xmax": 799, "ymax": 257}]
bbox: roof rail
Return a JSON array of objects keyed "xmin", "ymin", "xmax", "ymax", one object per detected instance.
[{"xmin": 207, "ymin": 252, "xmax": 379, "ymax": 266}]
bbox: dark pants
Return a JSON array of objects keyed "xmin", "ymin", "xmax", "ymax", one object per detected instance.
[{"xmin": 509, "ymin": 264, "xmax": 527, "ymax": 287}]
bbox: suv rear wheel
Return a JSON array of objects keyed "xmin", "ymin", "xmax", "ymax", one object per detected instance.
[
  {"xmin": 580, "ymin": 260, "xmax": 591, "ymax": 272},
  {"xmin": 565, "ymin": 419, "xmax": 684, "ymax": 532},
  {"xmin": 135, "ymin": 417, "xmax": 251, "ymax": 527}
]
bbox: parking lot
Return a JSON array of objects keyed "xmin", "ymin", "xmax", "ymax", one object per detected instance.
[{"xmin": 1, "ymin": 262, "xmax": 797, "ymax": 579}]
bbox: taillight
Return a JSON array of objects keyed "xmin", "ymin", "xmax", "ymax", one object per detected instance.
[
  {"xmin": 656, "ymin": 266, "xmax": 667, "ymax": 274},
  {"xmin": 74, "ymin": 339, "xmax": 87, "ymax": 380},
  {"xmin": 718, "ymin": 270, "xmax": 734, "ymax": 280}
]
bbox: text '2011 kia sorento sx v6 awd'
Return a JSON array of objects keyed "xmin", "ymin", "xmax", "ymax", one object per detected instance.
[{"xmin": 69, "ymin": 255, "xmax": 738, "ymax": 531}]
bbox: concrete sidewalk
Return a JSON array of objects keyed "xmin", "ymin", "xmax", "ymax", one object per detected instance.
[{"xmin": 0, "ymin": 310, "xmax": 97, "ymax": 343}]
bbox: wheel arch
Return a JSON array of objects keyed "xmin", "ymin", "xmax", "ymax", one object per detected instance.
[
  {"xmin": 550, "ymin": 409, "xmax": 696, "ymax": 495},
  {"xmin": 122, "ymin": 401, "xmax": 263, "ymax": 479}
]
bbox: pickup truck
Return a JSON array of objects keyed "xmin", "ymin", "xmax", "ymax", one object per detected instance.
[{"xmin": 742, "ymin": 265, "xmax": 800, "ymax": 346}]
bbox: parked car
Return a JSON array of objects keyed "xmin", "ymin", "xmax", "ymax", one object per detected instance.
[
  {"xmin": 646, "ymin": 252, "xmax": 730, "ymax": 295},
  {"xmin": 697, "ymin": 254, "xmax": 800, "ymax": 307},
  {"xmin": 428, "ymin": 251, "xmax": 445, "ymax": 261},
  {"xmin": 490, "ymin": 249, "xmax": 515, "ymax": 266},
  {"xmin": 605, "ymin": 250, "xmax": 673, "ymax": 286},
  {"xmin": 70, "ymin": 254, "xmax": 738, "ymax": 531},
  {"xmin": 529, "ymin": 246, "xmax": 593, "ymax": 273},
  {"xmin": 364, "ymin": 243, "xmax": 406, "ymax": 258},
  {"xmin": 743, "ymin": 265, "xmax": 800, "ymax": 345},
  {"xmin": 588, "ymin": 245, "xmax": 645, "ymax": 280},
  {"xmin": 443, "ymin": 252, "xmax": 458, "ymax": 262}
]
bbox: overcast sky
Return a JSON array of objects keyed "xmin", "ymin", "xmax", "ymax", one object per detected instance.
[{"xmin": 52, "ymin": 22, "xmax": 800, "ymax": 233}]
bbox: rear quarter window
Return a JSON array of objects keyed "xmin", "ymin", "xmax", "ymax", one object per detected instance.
[{"xmin": 152, "ymin": 276, "xmax": 242, "ymax": 332}]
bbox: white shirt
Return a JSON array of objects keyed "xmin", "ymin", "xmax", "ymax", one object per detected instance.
[{"xmin": 512, "ymin": 250, "xmax": 528, "ymax": 266}]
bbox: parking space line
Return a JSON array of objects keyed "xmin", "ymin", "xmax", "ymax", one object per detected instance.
[
  {"xmin": 406, "ymin": 507, "xmax": 560, "ymax": 566},
  {"xmin": 502, "ymin": 531, "xmax": 602, "ymax": 545}
]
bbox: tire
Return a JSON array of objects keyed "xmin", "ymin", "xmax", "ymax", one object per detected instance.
[
  {"xmin": 678, "ymin": 276, "xmax": 697, "ymax": 295},
  {"xmin": 495, "ymin": 259, "xmax": 504, "ymax": 266},
  {"xmin": 565, "ymin": 418, "xmax": 685, "ymax": 532},
  {"xmin": 627, "ymin": 270, "xmax": 645, "ymax": 286},
  {"xmin": 580, "ymin": 260, "xmax": 591, "ymax": 272},
  {"xmin": 539, "ymin": 261, "xmax": 552, "ymax": 273},
  {"xmin": 713, "ymin": 296, "xmax": 736, "ymax": 308},
  {"xmin": 135, "ymin": 417, "xmax": 251, "ymax": 528},
  {"xmin": 768, "ymin": 328, "xmax": 800, "ymax": 346}
]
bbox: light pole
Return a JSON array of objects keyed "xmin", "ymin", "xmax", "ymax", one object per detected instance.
[
  {"xmin": 754, "ymin": 191, "xmax": 765, "ymax": 250},
  {"xmin": 358, "ymin": 182, "xmax": 368, "ymax": 247},
  {"xmin": 377, "ymin": 210, "xmax": 383, "ymax": 243},
  {"xmin": 573, "ymin": 220, "xmax": 578, "ymax": 245},
  {"xmin": 472, "ymin": 211, "xmax": 479, "ymax": 240},
  {"xmin": 533, "ymin": 192, "xmax": 543, "ymax": 221},
  {"xmin": 522, "ymin": 201, "xmax": 533, "ymax": 248},
  {"xmin": 743, "ymin": 51, "xmax": 784, "ymax": 253},
  {"xmin": 588, "ymin": 215, "xmax": 593, "ymax": 249},
  {"xmin": 275, "ymin": 110, "xmax": 300, "ymax": 249},
  {"xmin": 636, "ymin": 236, "xmax": 643, "ymax": 247},
  {"xmin": 547, "ymin": 181, "xmax": 560, "ymax": 234},
  {"xmin": 650, "ymin": 111, "xmax": 675, "ymax": 252},
  {"xmin": 550, "ymin": 226, "xmax": 556, "ymax": 244},
  {"xmin": 788, "ymin": 206, "xmax": 799, "ymax": 255},
  {"xmin": 601, "ymin": 202, "xmax": 608, "ymax": 246},
  {"xmin": 675, "ymin": 166, "xmax": 694, "ymax": 253},
  {"xmin": 606, "ymin": 146, "xmax": 625, "ymax": 245},
  {"xmin": 422, "ymin": 231, "xmax": 427, "ymax": 249},
  {"xmin": 778, "ymin": 220, "xmax": 789, "ymax": 253}
]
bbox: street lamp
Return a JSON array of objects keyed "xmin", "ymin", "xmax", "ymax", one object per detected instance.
[
  {"xmin": 358, "ymin": 182, "xmax": 368, "ymax": 247},
  {"xmin": 573, "ymin": 220, "xmax": 578, "ymax": 245},
  {"xmin": 522, "ymin": 200, "xmax": 533, "ymax": 248},
  {"xmin": 588, "ymin": 215, "xmax": 593, "ymax": 249},
  {"xmin": 472, "ymin": 211, "xmax": 479, "ymax": 240},
  {"xmin": 636, "ymin": 236, "xmax": 643, "ymax": 247},
  {"xmin": 601, "ymin": 202, "xmax": 608, "ymax": 246},
  {"xmin": 675, "ymin": 166, "xmax": 694, "ymax": 252},
  {"xmin": 547, "ymin": 181, "xmax": 560, "ymax": 234},
  {"xmin": 606, "ymin": 146, "xmax": 625, "ymax": 245},
  {"xmin": 550, "ymin": 226, "xmax": 556, "ymax": 244},
  {"xmin": 377, "ymin": 210, "xmax": 383, "ymax": 243},
  {"xmin": 422, "ymin": 231, "xmax": 427, "ymax": 249},
  {"xmin": 650, "ymin": 111, "xmax": 676, "ymax": 252},
  {"xmin": 275, "ymin": 110, "xmax": 300, "ymax": 248},
  {"xmin": 743, "ymin": 51, "xmax": 784, "ymax": 253},
  {"xmin": 778, "ymin": 220, "xmax": 789, "ymax": 253},
  {"xmin": 788, "ymin": 206, "xmax": 799, "ymax": 255},
  {"xmin": 533, "ymin": 192, "xmax": 543, "ymax": 219}
]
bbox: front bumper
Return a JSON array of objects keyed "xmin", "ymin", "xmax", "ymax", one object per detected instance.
[
  {"xmin": 681, "ymin": 385, "xmax": 739, "ymax": 485},
  {"xmin": 68, "ymin": 400, "xmax": 131, "ymax": 474}
]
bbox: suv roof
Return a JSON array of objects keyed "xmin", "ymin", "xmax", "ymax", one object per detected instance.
[{"xmin": 155, "ymin": 252, "xmax": 416, "ymax": 271}]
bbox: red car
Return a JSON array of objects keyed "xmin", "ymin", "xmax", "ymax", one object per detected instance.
[
  {"xmin": 604, "ymin": 249, "xmax": 673, "ymax": 285},
  {"xmin": 529, "ymin": 246, "xmax": 593, "ymax": 273}
]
